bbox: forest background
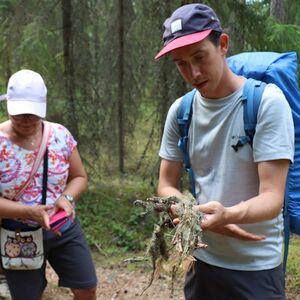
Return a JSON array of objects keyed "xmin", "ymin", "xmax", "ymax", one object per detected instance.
[{"xmin": 0, "ymin": 0, "xmax": 299, "ymax": 297}]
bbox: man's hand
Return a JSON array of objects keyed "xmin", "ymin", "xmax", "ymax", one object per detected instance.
[
  {"xmin": 211, "ymin": 224, "xmax": 265, "ymax": 240},
  {"xmin": 171, "ymin": 203, "xmax": 265, "ymax": 241},
  {"xmin": 194, "ymin": 201, "xmax": 227, "ymax": 229}
]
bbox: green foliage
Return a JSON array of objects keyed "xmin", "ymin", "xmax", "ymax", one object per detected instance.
[
  {"xmin": 1, "ymin": 0, "xmax": 300, "ymax": 179},
  {"xmin": 285, "ymin": 0, "xmax": 300, "ymax": 25},
  {"xmin": 265, "ymin": 19, "xmax": 300, "ymax": 56},
  {"xmin": 286, "ymin": 236, "xmax": 300, "ymax": 295},
  {"xmin": 76, "ymin": 178, "xmax": 157, "ymax": 254}
]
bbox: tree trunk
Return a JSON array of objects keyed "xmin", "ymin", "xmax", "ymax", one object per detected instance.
[
  {"xmin": 62, "ymin": 0, "xmax": 78, "ymax": 138},
  {"xmin": 158, "ymin": 0, "xmax": 173, "ymax": 140},
  {"xmin": 3, "ymin": 36, "xmax": 11, "ymax": 83},
  {"xmin": 117, "ymin": 0, "xmax": 125, "ymax": 174},
  {"xmin": 271, "ymin": 0, "xmax": 285, "ymax": 23}
]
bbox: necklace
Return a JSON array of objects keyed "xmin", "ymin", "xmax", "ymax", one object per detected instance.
[{"xmin": 24, "ymin": 136, "xmax": 36, "ymax": 146}]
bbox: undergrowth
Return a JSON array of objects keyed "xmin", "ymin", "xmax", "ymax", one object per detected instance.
[
  {"xmin": 76, "ymin": 177, "xmax": 157, "ymax": 257},
  {"xmin": 286, "ymin": 236, "xmax": 300, "ymax": 297}
]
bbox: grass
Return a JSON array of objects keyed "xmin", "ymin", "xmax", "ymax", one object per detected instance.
[
  {"xmin": 76, "ymin": 178, "xmax": 157, "ymax": 256},
  {"xmin": 286, "ymin": 236, "xmax": 300, "ymax": 296}
]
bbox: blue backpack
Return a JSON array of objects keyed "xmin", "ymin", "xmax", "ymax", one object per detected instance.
[{"xmin": 177, "ymin": 51, "xmax": 300, "ymax": 271}]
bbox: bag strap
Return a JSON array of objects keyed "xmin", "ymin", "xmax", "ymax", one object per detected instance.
[
  {"xmin": 177, "ymin": 89, "xmax": 197, "ymax": 197},
  {"xmin": 232, "ymin": 79, "xmax": 266, "ymax": 151},
  {"xmin": 41, "ymin": 148, "xmax": 48, "ymax": 205},
  {"xmin": 14, "ymin": 121, "xmax": 51, "ymax": 200}
]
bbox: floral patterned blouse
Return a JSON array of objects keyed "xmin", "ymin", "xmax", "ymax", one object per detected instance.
[{"xmin": 0, "ymin": 122, "xmax": 77, "ymax": 206}]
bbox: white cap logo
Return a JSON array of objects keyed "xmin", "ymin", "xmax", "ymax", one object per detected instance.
[{"xmin": 171, "ymin": 19, "xmax": 182, "ymax": 34}]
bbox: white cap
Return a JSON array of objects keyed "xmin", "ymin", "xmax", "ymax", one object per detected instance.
[{"xmin": 4, "ymin": 69, "xmax": 47, "ymax": 118}]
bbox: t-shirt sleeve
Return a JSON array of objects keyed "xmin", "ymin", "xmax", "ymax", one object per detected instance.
[
  {"xmin": 55, "ymin": 124, "xmax": 78, "ymax": 159},
  {"xmin": 253, "ymin": 83, "xmax": 295, "ymax": 162},
  {"xmin": 159, "ymin": 98, "xmax": 184, "ymax": 161}
]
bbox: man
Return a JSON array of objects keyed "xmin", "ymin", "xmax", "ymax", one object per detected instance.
[{"xmin": 155, "ymin": 3, "xmax": 294, "ymax": 299}]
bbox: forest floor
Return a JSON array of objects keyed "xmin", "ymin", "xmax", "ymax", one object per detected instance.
[
  {"xmin": 42, "ymin": 251, "xmax": 299, "ymax": 300},
  {"xmin": 44, "ymin": 252, "xmax": 185, "ymax": 300}
]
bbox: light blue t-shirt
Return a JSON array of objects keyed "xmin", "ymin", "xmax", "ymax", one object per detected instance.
[{"xmin": 159, "ymin": 82, "xmax": 294, "ymax": 271}]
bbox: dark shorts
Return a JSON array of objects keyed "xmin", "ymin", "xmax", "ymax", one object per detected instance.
[
  {"xmin": 2, "ymin": 219, "xmax": 97, "ymax": 300},
  {"xmin": 184, "ymin": 259, "xmax": 285, "ymax": 300}
]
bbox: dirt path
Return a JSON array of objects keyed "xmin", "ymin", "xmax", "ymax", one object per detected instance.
[{"xmin": 44, "ymin": 254, "xmax": 185, "ymax": 300}]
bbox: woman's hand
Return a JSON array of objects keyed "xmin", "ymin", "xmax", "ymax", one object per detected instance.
[
  {"xmin": 28, "ymin": 204, "xmax": 54, "ymax": 230},
  {"xmin": 52, "ymin": 195, "xmax": 75, "ymax": 220}
]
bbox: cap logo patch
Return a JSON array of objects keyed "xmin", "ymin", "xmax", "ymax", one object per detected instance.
[{"xmin": 171, "ymin": 19, "xmax": 182, "ymax": 34}]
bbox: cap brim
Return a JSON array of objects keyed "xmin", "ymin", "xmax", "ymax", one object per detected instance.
[
  {"xmin": 155, "ymin": 29, "xmax": 212, "ymax": 60},
  {"xmin": 7, "ymin": 100, "xmax": 46, "ymax": 118}
]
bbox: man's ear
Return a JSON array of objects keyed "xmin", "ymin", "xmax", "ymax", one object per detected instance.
[{"xmin": 219, "ymin": 33, "xmax": 229, "ymax": 56}]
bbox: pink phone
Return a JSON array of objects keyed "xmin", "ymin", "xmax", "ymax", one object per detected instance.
[{"xmin": 49, "ymin": 210, "xmax": 72, "ymax": 233}]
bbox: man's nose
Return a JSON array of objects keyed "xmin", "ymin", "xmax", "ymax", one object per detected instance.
[{"xmin": 189, "ymin": 64, "xmax": 201, "ymax": 79}]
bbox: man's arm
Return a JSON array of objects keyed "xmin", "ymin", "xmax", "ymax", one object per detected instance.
[
  {"xmin": 158, "ymin": 158, "xmax": 265, "ymax": 240},
  {"xmin": 198, "ymin": 159, "xmax": 290, "ymax": 229},
  {"xmin": 157, "ymin": 159, "xmax": 183, "ymax": 197}
]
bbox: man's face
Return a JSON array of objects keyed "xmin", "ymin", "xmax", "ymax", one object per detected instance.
[{"xmin": 171, "ymin": 34, "xmax": 228, "ymax": 99}]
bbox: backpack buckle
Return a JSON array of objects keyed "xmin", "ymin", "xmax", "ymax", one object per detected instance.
[{"xmin": 231, "ymin": 136, "xmax": 250, "ymax": 152}]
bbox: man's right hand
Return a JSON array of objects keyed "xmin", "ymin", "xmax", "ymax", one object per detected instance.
[{"xmin": 170, "ymin": 204, "xmax": 265, "ymax": 241}]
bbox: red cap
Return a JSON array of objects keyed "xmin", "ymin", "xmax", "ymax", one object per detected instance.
[
  {"xmin": 155, "ymin": 4, "xmax": 222, "ymax": 60},
  {"xmin": 155, "ymin": 29, "xmax": 212, "ymax": 60}
]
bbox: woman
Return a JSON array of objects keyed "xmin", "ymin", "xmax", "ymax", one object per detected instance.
[{"xmin": 0, "ymin": 69, "xmax": 97, "ymax": 300}]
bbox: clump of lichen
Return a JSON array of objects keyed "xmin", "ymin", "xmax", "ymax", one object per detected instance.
[{"xmin": 134, "ymin": 191, "xmax": 207, "ymax": 296}]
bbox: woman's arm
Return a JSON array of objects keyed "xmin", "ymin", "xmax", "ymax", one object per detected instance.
[
  {"xmin": 63, "ymin": 147, "xmax": 88, "ymax": 200},
  {"xmin": 54, "ymin": 147, "xmax": 88, "ymax": 216}
]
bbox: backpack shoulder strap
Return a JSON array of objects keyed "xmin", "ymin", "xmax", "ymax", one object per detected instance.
[
  {"xmin": 177, "ymin": 88, "xmax": 197, "ymax": 197},
  {"xmin": 243, "ymin": 78, "xmax": 267, "ymax": 146},
  {"xmin": 232, "ymin": 78, "xmax": 267, "ymax": 151},
  {"xmin": 177, "ymin": 89, "xmax": 196, "ymax": 137}
]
